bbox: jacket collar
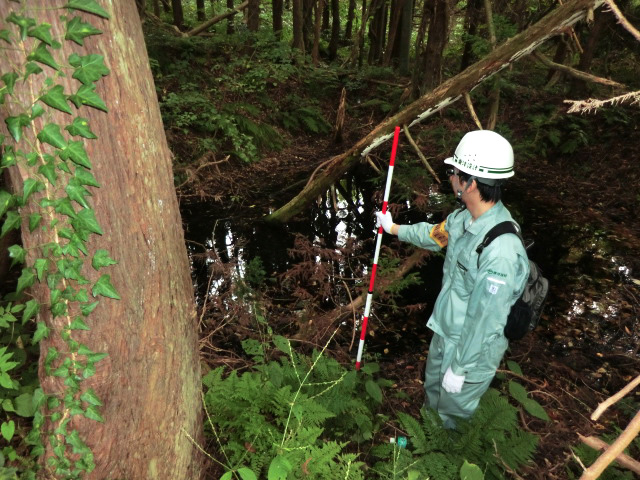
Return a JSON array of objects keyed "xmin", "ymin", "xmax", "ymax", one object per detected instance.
[{"xmin": 464, "ymin": 201, "xmax": 504, "ymax": 235}]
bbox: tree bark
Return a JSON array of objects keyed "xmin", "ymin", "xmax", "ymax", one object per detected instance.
[
  {"xmin": 136, "ymin": 0, "xmax": 147, "ymax": 18},
  {"xmin": 460, "ymin": 0, "xmax": 483, "ymax": 70},
  {"xmin": 172, "ymin": 0, "xmax": 185, "ymax": 29},
  {"xmin": 421, "ymin": 0, "xmax": 450, "ymax": 91},
  {"xmin": 227, "ymin": 0, "xmax": 236, "ymax": 34},
  {"xmin": 345, "ymin": 0, "xmax": 357, "ymax": 40},
  {"xmin": 312, "ymin": 0, "xmax": 324, "ymax": 65},
  {"xmin": 293, "ymin": 0, "xmax": 305, "ymax": 51},
  {"xmin": 266, "ymin": 0, "xmax": 606, "ymax": 223},
  {"xmin": 571, "ymin": 10, "xmax": 609, "ymax": 95},
  {"xmin": 383, "ymin": 0, "xmax": 404, "ymax": 67},
  {"xmin": 248, "ymin": 0, "xmax": 261, "ymax": 31},
  {"xmin": 397, "ymin": 0, "xmax": 414, "ymax": 74},
  {"xmin": 197, "ymin": 0, "xmax": 206, "ymax": 21},
  {"xmin": 273, "ymin": 0, "xmax": 284, "ymax": 37},
  {"xmin": 328, "ymin": 0, "xmax": 341, "ymax": 60},
  {"xmin": 0, "ymin": 2, "xmax": 202, "ymax": 478},
  {"xmin": 153, "ymin": 0, "xmax": 161, "ymax": 16}
]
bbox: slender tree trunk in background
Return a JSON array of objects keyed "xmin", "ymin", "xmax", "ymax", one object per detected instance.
[
  {"xmin": 197, "ymin": 0, "xmax": 206, "ymax": 21},
  {"xmin": 383, "ymin": 0, "xmax": 404, "ymax": 67},
  {"xmin": 484, "ymin": 0, "xmax": 500, "ymax": 130},
  {"xmin": 571, "ymin": 11, "xmax": 609, "ymax": 95},
  {"xmin": 322, "ymin": 1, "xmax": 330, "ymax": 32},
  {"xmin": 460, "ymin": 0, "xmax": 482, "ymax": 70},
  {"xmin": 351, "ymin": 0, "xmax": 369, "ymax": 67},
  {"xmin": 293, "ymin": 0, "xmax": 305, "ymax": 51},
  {"xmin": 273, "ymin": 0, "xmax": 284, "ymax": 37},
  {"xmin": 368, "ymin": 0, "xmax": 388, "ymax": 64},
  {"xmin": 328, "ymin": 0, "xmax": 341, "ymax": 59},
  {"xmin": 161, "ymin": 0, "xmax": 171, "ymax": 13},
  {"xmin": 411, "ymin": 0, "xmax": 430, "ymax": 96},
  {"xmin": 0, "ymin": 1, "xmax": 203, "ymax": 478},
  {"xmin": 312, "ymin": 0, "xmax": 324, "ymax": 65},
  {"xmin": 136, "ymin": 0, "xmax": 146, "ymax": 18},
  {"xmin": 172, "ymin": 0, "xmax": 185, "ymax": 29},
  {"xmin": 303, "ymin": 0, "xmax": 315, "ymax": 52},
  {"xmin": 546, "ymin": 34, "xmax": 570, "ymax": 85},
  {"xmin": 397, "ymin": 0, "xmax": 413, "ymax": 74},
  {"xmin": 227, "ymin": 0, "xmax": 236, "ymax": 33},
  {"xmin": 153, "ymin": 0, "xmax": 161, "ymax": 16},
  {"xmin": 345, "ymin": 0, "xmax": 357, "ymax": 40},
  {"xmin": 421, "ymin": 0, "xmax": 450, "ymax": 90},
  {"xmin": 248, "ymin": 0, "xmax": 260, "ymax": 31}
]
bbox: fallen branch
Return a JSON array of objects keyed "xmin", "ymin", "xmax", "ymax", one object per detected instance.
[
  {"xmin": 533, "ymin": 51, "xmax": 626, "ymax": 89},
  {"xmin": 402, "ymin": 125, "xmax": 441, "ymax": 184},
  {"xmin": 591, "ymin": 374, "xmax": 640, "ymax": 421},
  {"xmin": 578, "ymin": 435, "xmax": 640, "ymax": 475},
  {"xmin": 564, "ymin": 90, "xmax": 640, "ymax": 113},
  {"xmin": 604, "ymin": 0, "xmax": 640, "ymax": 42},
  {"xmin": 464, "ymin": 92, "xmax": 484, "ymax": 130},
  {"xmin": 183, "ymin": 0, "xmax": 249, "ymax": 37}
]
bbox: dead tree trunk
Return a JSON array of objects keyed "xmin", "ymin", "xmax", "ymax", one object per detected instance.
[{"xmin": 266, "ymin": 0, "xmax": 606, "ymax": 223}]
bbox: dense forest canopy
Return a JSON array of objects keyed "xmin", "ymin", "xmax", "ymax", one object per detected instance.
[{"xmin": 0, "ymin": 0, "xmax": 639, "ymax": 479}]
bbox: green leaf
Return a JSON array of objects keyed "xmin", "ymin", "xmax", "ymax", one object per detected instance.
[
  {"xmin": 66, "ymin": 0, "xmax": 111, "ymax": 18},
  {"xmin": 0, "ymin": 372, "xmax": 14, "ymax": 389},
  {"xmin": 28, "ymin": 23, "xmax": 53, "ymax": 45},
  {"xmin": 80, "ymin": 389, "xmax": 102, "ymax": 407},
  {"xmin": 506, "ymin": 360, "xmax": 523, "ymax": 376},
  {"xmin": 37, "ymin": 123, "xmax": 67, "ymax": 149},
  {"xmin": 365, "ymin": 379, "xmax": 382, "ymax": 403},
  {"xmin": 6, "ymin": 12, "xmax": 36, "ymax": 39},
  {"xmin": 38, "ymin": 160, "xmax": 58, "ymax": 186},
  {"xmin": 29, "ymin": 213, "xmax": 42, "ymax": 232},
  {"xmin": 237, "ymin": 468, "xmax": 257, "ymax": 480},
  {"xmin": 66, "ymin": 181, "xmax": 90, "ymax": 208},
  {"xmin": 1, "ymin": 211, "xmax": 21, "ymax": 238},
  {"xmin": 0, "ymin": 29, "xmax": 11, "ymax": 44},
  {"xmin": 40, "ymin": 85, "xmax": 72, "ymax": 115},
  {"xmin": 74, "ymin": 168, "xmax": 100, "ymax": 189},
  {"xmin": 0, "ymin": 190, "xmax": 14, "ymax": 218},
  {"xmin": 92, "ymin": 249, "xmax": 116, "ymax": 270},
  {"xmin": 22, "ymin": 299, "xmax": 39, "ymax": 324},
  {"xmin": 361, "ymin": 362, "xmax": 380, "ymax": 375},
  {"xmin": 81, "ymin": 301, "xmax": 99, "ymax": 316},
  {"xmin": 65, "ymin": 16, "xmax": 102, "ymax": 45},
  {"xmin": 59, "ymin": 141, "xmax": 91, "ymax": 168},
  {"xmin": 55, "ymin": 197, "xmax": 76, "ymax": 218},
  {"xmin": 508, "ymin": 381, "xmax": 529, "ymax": 405},
  {"xmin": 5, "ymin": 114, "xmax": 31, "ymax": 142},
  {"xmin": 68, "ymin": 84, "xmax": 107, "ymax": 112},
  {"xmin": 31, "ymin": 103, "xmax": 46, "ymax": 119},
  {"xmin": 66, "ymin": 430, "xmax": 88, "ymax": 454},
  {"xmin": 66, "ymin": 117, "xmax": 97, "ymax": 139},
  {"xmin": 220, "ymin": 472, "xmax": 233, "ymax": 480},
  {"xmin": 460, "ymin": 460, "xmax": 484, "ymax": 480},
  {"xmin": 16, "ymin": 268, "xmax": 36, "ymax": 293},
  {"xmin": 8, "ymin": 244, "xmax": 26, "ymax": 266},
  {"xmin": 1, "ymin": 421, "xmax": 15, "ymax": 442},
  {"xmin": 2, "ymin": 72, "xmax": 19, "ymax": 94},
  {"xmin": 72, "ymin": 207, "xmax": 102, "ymax": 234},
  {"xmin": 24, "ymin": 62, "xmax": 43, "ymax": 80},
  {"xmin": 69, "ymin": 53, "xmax": 110, "ymax": 85},
  {"xmin": 83, "ymin": 405, "xmax": 104, "ymax": 422},
  {"xmin": 522, "ymin": 398, "xmax": 550, "ymax": 421},
  {"xmin": 69, "ymin": 317, "xmax": 90, "ymax": 331},
  {"xmin": 92, "ymin": 274, "xmax": 119, "ymax": 299},
  {"xmin": 267, "ymin": 456, "xmax": 292, "ymax": 480},
  {"xmin": 14, "ymin": 393, "xmax": 36, "ymax": 417},
  {"xmin": 22, "ymin": 178, "xmax": 45, "ymax": 205},
  {"xmin": 32, "ymin": 320, "xmax": 48, "ymax": 344},
  {"xmin": 27, "ymin": 42, "xmax": 60, "ymax": 70},
  {"xmin": 34, "ymin": 258, "xmax": 49, "ymax": 282},
  {"xmin": 1, "ymin": 146, "xmax": 16, "ymax": 167}
]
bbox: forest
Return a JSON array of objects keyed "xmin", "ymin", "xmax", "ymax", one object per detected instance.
[{"xmin": 0, "ymin": 0, "xmax": 639, "ymax": 479}]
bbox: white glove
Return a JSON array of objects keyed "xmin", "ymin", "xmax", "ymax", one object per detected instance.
[
  {"xmin": 442, "ymin": 366, "xmax": 465, "ymax": 394},
  {"xmin": 375, "ymin": 211, "xmax": 395, "ymax": 234}
]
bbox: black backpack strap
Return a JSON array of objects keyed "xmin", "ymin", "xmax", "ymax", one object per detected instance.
[{"xmin": 476, "ymin": 221, "xmax": 524, "ymax": 268}]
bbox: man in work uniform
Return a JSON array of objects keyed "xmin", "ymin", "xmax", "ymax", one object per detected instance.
[{"xmin": 375, "ymin": 130, "xmax": 529, "ymax": 428}]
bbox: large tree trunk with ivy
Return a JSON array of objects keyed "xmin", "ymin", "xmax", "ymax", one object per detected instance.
[
  {"xmin": 266, "ymin": 0, "xmax": 605, "ymax": 223},
  {"xmin": 0, "ymin": 2, "xmax": 202, "ymax": 479}
]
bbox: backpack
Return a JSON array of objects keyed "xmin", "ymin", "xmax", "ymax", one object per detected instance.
[{"xmin": 475, "ymin": 221, "xmax": 549, "ymax": 341}]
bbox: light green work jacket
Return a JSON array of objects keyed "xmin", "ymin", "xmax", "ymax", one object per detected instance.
[{"xmin": 398, "ymin": 201, "xmax": 529, "ymax": 382}]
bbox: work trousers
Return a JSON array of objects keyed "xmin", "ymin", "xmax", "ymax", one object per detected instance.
[{"xmin": 425, "ymin": 333, "xmax": 494, "ymax": 429}]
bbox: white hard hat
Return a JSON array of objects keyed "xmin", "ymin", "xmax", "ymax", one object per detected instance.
[{"xmin": 444, "ymin": 130, "xmax": 514, "ymax": 181}]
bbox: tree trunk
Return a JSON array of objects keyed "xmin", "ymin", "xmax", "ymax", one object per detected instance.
[
  {"xmin": 368, "ymin": 0, "xmax": 388, "ymax": 64},
  {"xmin": 421, "ymin": 0, "xmax": 450, "ymax": 91},
  {"xmin": 197, "ymin": 0, "xmax": 206, "ymax": 21},
  {"xmin": 397, "ymin": 0, "xmax": 414, "ymax": 74},
  {"xmin": 153, "ymin": 0, "xmax": 161, "ymax": 16},
  {"xmin": 266, "ymin": 0, "xmax": 606, "ymax": 223},
  {"xmin": 161, "ymin": 0, "xmax": 171, "ymax": 13},
  {"xmin": 273, "ymin": 0, "xmax": 284, "ymax": 37},
  {"xmin": 293, "ymin": 0, "xmax": 305, "ymax": 51},
  {"xmin": 411, "ymin": 0, "xmax": 430, "ymax": 97},
  {"xmin": 184, "ymin": 0, "xmax": 249, "ymax": 36},
  {"xmin": 460, "ymin": 0, "xmax": 483, "ymax": 70},
  {"xmin": 248, "ymin": 0, "xmax": 261, "ymax": 31},
  {"xmin": 383, "ymin": 0, "xmax": 404, "ymax": 67},
  {"xmin": 172, "ymin": 0, "xmax": 185, "ymax": 29},
  {"xmin": 571, "ymin": 10, "xmax": 609, "ymax": 95},
  {"xmin": 228, "ymin": 0, "xmax": 236, "ymax": 34},
  {"xmin": 328, "ymin": 0, "xmax": 341, "ymax": 60},
  {"xmin": 345, "ymin": 0, "xmax": 357, "ymax": 40},
  {"xmin": 312, "ymin": 0, "xmax": 324, "ymax": 65},
  {"xmin": 136, "ymin": 0, "xmax": 147, "ymax": 17},
  {"xmin": 0, "ymin": 2, "xmax": 202, "ymax": 479}
]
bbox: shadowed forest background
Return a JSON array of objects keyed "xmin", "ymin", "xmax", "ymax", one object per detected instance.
[{"xmin": 1, "ymin": 0, "xmax": 640, "ymax": 479}]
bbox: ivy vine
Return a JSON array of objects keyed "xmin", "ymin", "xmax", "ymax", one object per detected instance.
[{"xmin": 1, "ymin": 1, "xmax": 118, "ymax": 478}]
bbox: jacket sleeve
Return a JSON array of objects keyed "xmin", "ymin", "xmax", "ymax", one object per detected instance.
[
  {"xmin": 397, "ymin": 218, "xmax": 449, "ymax": 251},
  {"xmin": 450, "ymin": 245, "xmax": 526, "ymax": 377}
]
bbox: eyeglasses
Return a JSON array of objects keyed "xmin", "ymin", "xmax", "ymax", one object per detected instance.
[{"xmin": 446, "ymin": 168, "xmax": 460, "ymax": 177}]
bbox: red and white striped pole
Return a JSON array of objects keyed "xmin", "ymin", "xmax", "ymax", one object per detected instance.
[{"xmin": 355, "ymin": 126, "xmax": 401, "ymax": 370}]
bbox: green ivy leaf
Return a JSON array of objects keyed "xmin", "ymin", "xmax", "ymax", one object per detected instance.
[
  {"xmin": 27, "ymin": 42, "xmax": 60, "ymax": 70},
  {"xmin": 65, "ymin": 16, "xmax": 102, "ymax": 46},
  {"xmin": 66, "ymin": 181, "xmax": 91, "ymax": 208},
  {"xmin": 6, "ymin": 12, "xmax": 36, "ymax": 39},
  {"xmin": 38, "ymin": 159, "xmax": 57, "ymax": 185},
  {"xmin": 23, "ymin": 62, "xmax": 43, "ymax": 80},
  {"xmin": 92, "ymin": 249, "xmax": 116, "ymax": 270},
  {"xmin": 74, "ymin": 168, "xmax": 100, "ymax": 188},
  {"xmin": 27, "ymin": 23, "xmax": 53, "ymax": 45},
  {"xmin": 5, "ymin": 114, "xmax": 31, "ymax": 142},
  {"xmin": 22, "ymin": 178, "xmax": 45, "ymax": 206},
  {"xmin": 1, "ymin": 421, "xmax": 15, "ymax": 442},
  {"xmin": 68, "ymin": 84, "xmax": 107, "ymax": 112},
  {"xmin": 2, "ymin": 72, "xmax": 19, "ymax": 94},
  {"xmin": 8, "ymin": 244, "xmax": 26, "ymax": 266},
  {"xmin": 83, "ymin": 405, "xmax": 104, "ymax": 422},
  {"xmin": 16, "ymin": 268, "xmax": 36, "ymax": 293},
  {"xmin": 22, "ymin": 299, "xmax": 39, "ymax": 324},
  {"xmin": 66, "ymin": 0, "xmax": 111, "ymax": 19},
  {"xmin": 34, "ymin": 258, "xmax": 49, "ymax": 282},
  {"xmin": 31, "ymin": 103, "xmax": 46, "ymax": 119},
  {"xmin": 69, "ymin": 317, "xmax": 90, "ymax": 331},
  {"xmin": 29, "ymin": 213, "xmax": 42, "ymax": 232},
  {"xmin": 40, "ymin": 85, "xmax": 72, "ymax": 115},
  {"xmin": 69, "ymin": 53, "xmax": 110, "ymax": 85},
  {"xmin": 81, "ymin": 301, "xmax": 99, "ymax": 316},
  {"xmin": 80, "ymin": 389, "xmax": 102, "ymax": 407},
  {"xmin": 0, "ymin": 190, "xmax": 14, "ymax": 218},
  {"xmin": 75, "ymin": 289, "xmax": 89, "ymax": 302},
  {"xmin": 72, "ymin": 207, "xmax": 102, "ymax": 235},
  {"xmin": 59, "ymin": 140, "xmax": 92, "ymax": 168},
  {"xmin": 92, "ymin": 274, "xmax": 119, "ymax": 299},
  {"xmin": 37, "ymin": 123, "xmax": 67, "ymax": 149},
  {"xmin": 1, "ymin": 146, "xmax": 16, "ymax": 167},
  {"xmin": 1, "ymin": 211, "xmax": 21, "ymax": 238},
  {"xmin": 0, "ymin": 29, "xmax": 11, "ymax": 44},
  {"xmin": 66, "ymin": 117, "xmax": 97, "ymax": 139}
]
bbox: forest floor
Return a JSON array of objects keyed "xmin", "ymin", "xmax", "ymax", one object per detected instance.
[{"xmin": 169, "ymin": 52, "xmax": 640, "ymax": 477}]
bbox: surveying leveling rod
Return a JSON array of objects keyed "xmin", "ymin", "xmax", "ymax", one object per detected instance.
[{"xmin": 355, "ymin": 126, "xmax": 401, "ymax": 370}]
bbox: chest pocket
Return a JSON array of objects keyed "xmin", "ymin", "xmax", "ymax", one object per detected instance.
[{"xmin": 452, "ymin": 251, "xmax": 476, "ymax": 298}]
